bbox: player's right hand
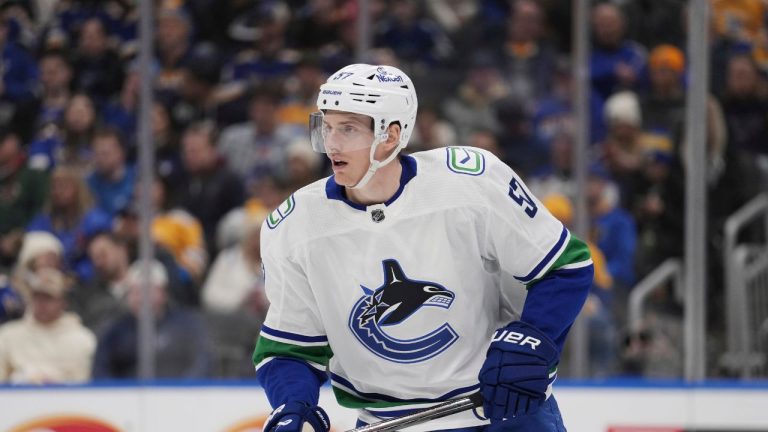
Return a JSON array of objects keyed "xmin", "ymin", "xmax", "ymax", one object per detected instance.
[
  {"xmin": 263, "ymin": 402, "xmax": 330, "ymax": 432},
  {"xmin": 478, "ymin": 321, "xmax": 559, "ymax": 421}
]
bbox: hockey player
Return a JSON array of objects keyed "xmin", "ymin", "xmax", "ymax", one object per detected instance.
[{"xmin": 253, "ymin": 64, "xmax": 593, "ymax": 431}]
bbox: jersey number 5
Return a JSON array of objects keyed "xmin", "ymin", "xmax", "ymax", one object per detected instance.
[{"xmin": 508, "ymin": 178, "xmax": 538, "ymax": 218}]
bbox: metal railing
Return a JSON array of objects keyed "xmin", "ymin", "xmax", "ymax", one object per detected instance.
[
  {"xmin": 628, "ymin": 258, "xmax": 684, "ymax": 335},
  {"xmin": 722, "ymin": 193, "xmax": 768, "ymax": 378}
]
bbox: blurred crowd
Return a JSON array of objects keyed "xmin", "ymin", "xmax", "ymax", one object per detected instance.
[{"xmin": 0, "ymin": 0, "xmax": 766, "ymax": 384}]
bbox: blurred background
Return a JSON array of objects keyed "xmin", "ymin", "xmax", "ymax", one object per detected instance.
[{"xmin": 0, "ymin": 0, "xmax": 766, "ymax": 394}]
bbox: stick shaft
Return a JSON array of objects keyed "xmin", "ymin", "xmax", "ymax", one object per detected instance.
[{"xmin": 347, "ymin": 393, "xmax": 483, "ymax": 432}]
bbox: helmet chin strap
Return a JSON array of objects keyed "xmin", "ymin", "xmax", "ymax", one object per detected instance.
[{"xmin": 350, "ymin": 134, "xmax": 402, "ymax": 190}]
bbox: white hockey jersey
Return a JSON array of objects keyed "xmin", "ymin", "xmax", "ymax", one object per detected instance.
[{"xmin": 254, "ymin": 146, "xmax": 591, "ymax": 430}]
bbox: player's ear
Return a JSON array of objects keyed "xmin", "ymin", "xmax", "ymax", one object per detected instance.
[{"xmin": 384, "ymin": 122, "xmax": 401, "ymax": 150}]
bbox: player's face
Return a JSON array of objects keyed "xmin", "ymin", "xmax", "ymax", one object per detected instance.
[{"xmin": 322, "ymin": 112, "xmax": 376, "ymax": 186}]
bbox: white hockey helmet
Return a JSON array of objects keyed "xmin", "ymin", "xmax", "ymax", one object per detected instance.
[
  {"xmin": 310, "ymin": 64, "xmax": 418, "ymax": 188},
  {"xmin": 311, "ymin": 64, "xmax": 418, "ymax": 151}
]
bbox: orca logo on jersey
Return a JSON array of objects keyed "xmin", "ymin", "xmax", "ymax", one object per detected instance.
[{"xmin": 348, "ymin": 259, "xmax": 459, "ymax": 363}]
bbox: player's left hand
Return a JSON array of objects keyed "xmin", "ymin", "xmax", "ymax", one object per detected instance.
[
  {"xmin": 263, "ymin": 402, "xmax": 330, "ymax": 432},
  {"xmin": 478, "ymin": 321, "xmax": 559, "ymax": 421}
]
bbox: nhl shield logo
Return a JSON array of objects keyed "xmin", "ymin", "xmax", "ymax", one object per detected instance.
[
  {"xmin": 348, "ymin": 259, "xmax": 459, "ymax": 363},
  {"xmin": 371, "ymin": 209, "xmax": 385, "ymax": 223}
]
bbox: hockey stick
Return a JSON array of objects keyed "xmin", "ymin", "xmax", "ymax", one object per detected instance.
[{"xmin": 345, "ymin": 392, "xmax": 484, "ymax": 432}]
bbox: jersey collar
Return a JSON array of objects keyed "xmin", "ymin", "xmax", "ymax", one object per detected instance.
[{"xmin": 325, "ymin": 154, "xmax": 417, "ymax": 211}]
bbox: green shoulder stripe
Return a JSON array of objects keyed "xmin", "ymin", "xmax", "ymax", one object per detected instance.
[
  {"xmin": 252, "ymin": 335, "xmax": 333, "ymax": 367},
  {"xmin": 550, "ymin": 235, "xmax": 591, "ymax": 270},
  {"xmin": 527, "ymin": 235, "xmax": 591, "ymax": 286}
]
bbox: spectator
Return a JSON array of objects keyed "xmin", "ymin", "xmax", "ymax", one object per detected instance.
[
  {"xmin": 4, "ymin": 230, "xmax": 66, "ymax": 324},
  {"xmin": 622, "ymin": 0, "xmax": 686, "ymax": 49},
  {"xmin": 71, "ymin": 17, "xmax": 124, "ymax": 103},
  {"xmin": 0, "ymin": 1, "xmax": 37, "ymax": 49},
  {"xmin": 633, "ymin": 134, "xmax": 684, "ymax": 277},
  {"xmin": 27, "ymin": 165, "xmax": 112, "ymax": 281},
  {"xmin": 246, "ymin": 174, "xmax": 290, "ymax": 221},
  {"xmin": 178, "ymin": 122, "xmax": 245, "ymax": 255},
  {"xmin": 72, "ymin": 231, "xmax": 128, "ymax": 333},
  {"xmin": 590, "ymin": 2, "xmax": 647, "ymax": 101},
  {"xmin": 154, "ymin": 6, "xmax": 196, "ymax": 96},
  {"xmin": 163, "ymin": 51, "xmax": 226, "ymax": 134},
  {"xmin": 531, "ymin": 58, "xmax": 606, "ymax": 146},
  {"xmin": 442, "ymin": 52, "xmax": 512, "ymax": 144},
  {"xmin": 12, "ymin": 230, "xmax": 65, "ymax": 286},
  {"xmin": 598, "ymin": 91, "xmax": 646, "ymax": 210},
  {"xmin": 111, "ymin": 205, "xmax": 197, "ymax": 307},
  {"xmin": 720, "ymin": 55, "xmax": 768, "ymax": 161},
  {"xmin": 408, "ymin": 105, "xmax": 458, "ymax": 151},
  {"xmin": 104, "ymin": 77, "xmax": 182, "ymax": 192},
  {"xmin": 0, "ymin": 128, "xmax": 48, "ymax": 268},
  {"xmin": 13, "ymin": 49, "xmax": 73, "ymax": 142},
  {"xmin": 641, "ymin": 44, "xmax": 686, "ymax": 145},
  {"xmin": 711, "ymin": 0, "xmax": 768, "ymax": 46},
  {"xmin": 287, "ymin": 0, "xmax": 349, "ymax": 51},
  {"xmin": 202, "ymin": 209, "xmax": 267, "ymax": 317},
  {"xmin": 0, "ymin": 12, "xmax": 38, "ymax": 103},
  {"xmin": 151, "ymin": 174, "xmax": 208, "ymax": 283},
  {"xmin": 218, "ymin": 85, "xmax": 301, "ymax": 185},
  {"xmin": 42, "ymin": 1, "xmax": 126, "ymax": 51},
  {"xmin": 102, "ymin": 62, "xmax": 140, "ymax": 145},
  {"xmin": 496, "ymin": 0, "xmax": 558, "ymax": 111},
  {"xmin": 373, "ymin": 0, "xmax": 453, "ymax": 69},
  {"xmin": 150, "ymin": 102, "xmax": 183, "ymax": 192},
  {"xmin": 221, "ymin": 1, "xmax": 297, "ymax": 86},
  {"xmin": 283, "ymin": 137, "xmax": 324, "ymax": 193},
  {"xmin": 277, "ymin": 55, "xmax": 327, "ymax": 128},
  {"xmin": 0, "ymin": 268, "xmax": 96, "ymax": 384},
  {"xmin": 528, "ymin": 129, "xmax": 576, "ymax": 200},
  {"xmin": 85, "ymin": 232, "xmax": 131, "ymax": 301},
  {"xmin": 92, "ymin": 260, "xmax": 213, "ymax": 379},
  {"xmin": 86, "ymin": 127, "xmax": 135, "ymax": 217},
  {"xmin": 468, "ymin": 129, "xmax": 504, "ymax": 160},
  {"xmin": 28, "ymin": 93, "xmax": 100, "ymax": 171},
  {"xmin": 587, "ymin": 164, "xmax": 637, "ymax": 292}
]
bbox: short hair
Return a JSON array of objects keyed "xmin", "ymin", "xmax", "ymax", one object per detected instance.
[
  {"xmin": 182, "ymin": 120, "xmax": 219, "ymax": 145},
  {"xmin": 39, "ymin": 48, "xmax": 72, "ymax": 66},
  {"xmin": 92, "ymin": 126, "xmax": 126, "ymax": 149}
]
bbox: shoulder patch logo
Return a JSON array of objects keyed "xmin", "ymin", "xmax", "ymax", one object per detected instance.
[
  {"xmin": 266, "ymin": 195, "xmax": 296, "ymax": 229},
  {"xmin": 446, "ymin": 147, "xmax": 485, "ymax": 176},
  {"xmin": 348, "ymin": 259, "xmax": 459, "ymax": 363}
]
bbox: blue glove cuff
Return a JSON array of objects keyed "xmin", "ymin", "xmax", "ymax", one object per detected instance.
[{"xmin": 264, "ymin": 401, "xmax": 330, "ymax": 432}]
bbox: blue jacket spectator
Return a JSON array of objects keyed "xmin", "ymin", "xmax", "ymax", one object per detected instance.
[
  {"xmin": 589, "ymin": 3, "xmax": 647, "ymax": 101},
  {"xmin": 0, "ymin": 20, "xmax": 38, "ymax": 102},
  {"xmin": 588, "ymin": 165, "xmax": 638, "ymax": 288},
  {"xmin": 85, "ymin": 128, "xmax": 135, "ymax": 216},
  {"xmin": 27, "ymin": 166, "xmax": 112, "ymax": 281},
  {"xmin": 374, "ymin": 0, "xmax": 452, "ymax": 68}
]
